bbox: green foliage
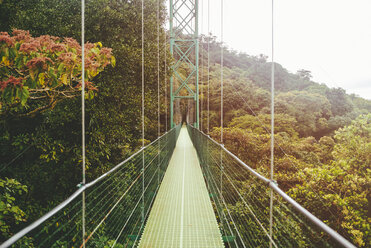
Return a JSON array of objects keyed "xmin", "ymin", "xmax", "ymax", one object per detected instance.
[
  {"xmin": 229, "ymin": 113, "xmax": 298, "ymax": 137},
  {"xmin": 0, "ymin": 178, "xmax": 27, "ymax": 239},
  {"xmin": 0, "ymin": 30, "xmax": 114, "ymax": 116},
  {"xmin": 201, "ymin": 38, "xmax": 370, "ymax": 245},
  {"xmin": 0, "ymin": 0, "xmax": 170, "ymax": 241},
  {"xmin": 275, "ymin": 91, "xmax": 332, "ymax": 137},
  {"xmin": 0, "ymin": 0, "xmax": 369, "ymax": 245},
  {"xmin": 213, "ymin": 111, "xmax": 370, "ymax": 246},
  {"xmin": 288, "ymin": 115, "xmax": 370, "ymax": 247}
]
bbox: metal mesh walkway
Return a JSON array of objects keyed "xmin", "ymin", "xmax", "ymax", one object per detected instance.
[{"xmin": 138, "ymin": 126, "xmax": 224, "ymax": 248}]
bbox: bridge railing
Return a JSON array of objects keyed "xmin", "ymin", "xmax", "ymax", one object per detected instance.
[
  {"xmin": 187, "ymin": 124, "xmax": 355, "ymax": 248},
  {"xmin": 1, "ymin": 125, "xmax": 181, "ymax": 248}
]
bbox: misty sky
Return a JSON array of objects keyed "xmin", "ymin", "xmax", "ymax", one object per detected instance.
[{"xmin": 196, "ymin": 0, "xmax": 371, "ymax": 100}]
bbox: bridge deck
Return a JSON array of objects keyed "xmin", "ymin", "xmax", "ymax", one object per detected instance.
[{"xmin": 138, "ymin": 126, "xmax": 224, "ymax": 248}]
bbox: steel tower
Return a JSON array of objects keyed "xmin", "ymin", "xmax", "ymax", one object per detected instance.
[{"xmin": 169, "ymin": 0, "xmax": 199, "ymax": 128}]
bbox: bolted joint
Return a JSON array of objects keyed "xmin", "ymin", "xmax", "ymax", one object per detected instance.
[
  {"xmin": 77, "ymin": 182, "xmax": 85, "ymax": 188},
  {"xmin": 269, "ymin": 179, "xmax": 278, "ymax": 186}
]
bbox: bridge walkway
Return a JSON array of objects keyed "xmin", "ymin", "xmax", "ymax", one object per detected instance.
[{"xmin": 138, "ymin": 126, "xmax": 224, "ymax": 248}]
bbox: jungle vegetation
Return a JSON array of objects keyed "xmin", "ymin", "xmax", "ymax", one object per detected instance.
[
  {"xmin": 0, "ymin": 0, "xmax": 370, "ymax": 246},
  {"xmin": 200, "ymin": 36, "xmax": 370, "ymax": 246}
]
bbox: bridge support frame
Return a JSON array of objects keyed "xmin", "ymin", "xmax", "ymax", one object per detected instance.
[{"xmin": 169, "ymin": 0, "xmax": 199, "ymax": 128}]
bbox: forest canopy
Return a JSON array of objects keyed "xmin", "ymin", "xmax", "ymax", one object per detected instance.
[
  {"xmin": 0, "ymin": 0, "xmax": 370, "ymax": 247},
  {"xmin": 0, "ymin": 29, "xmax": 114, "ymax": 116},
  {"xmin": 200, "ymin": 36, "xmax": 370, "ymax": 246}
]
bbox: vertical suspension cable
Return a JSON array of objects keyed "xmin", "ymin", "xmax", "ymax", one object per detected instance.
[
  {"xmin": 220, "ymin": 0, "xmax": 224, "ymax": 237},
  {"xmin": 200, "ymin": 0, "xmax": 203, "ymax": 131},
  {"xmin": 220, "ymin": 0, "xmax": 223, "ymax": 144},
  {"xmin": 164, "ymin": 31, "xmax": 168, "ymax": 132},
  {"xmin": 207, "ymin": 0, "xmax": 210, "ymax": 134},
  {"xmin": 269, "ymin": 0, "xmax": 275, "ymax": 247},
  {"xmin": 157, "ymin": 0, "xmax": 160, "ymax": 185},
  {"xmin": 206, "ymin": 0, "xmax": 210, "ymax": 196},
  {"xmin": 81, "ymin": 0, "xmax": 86, "ymax": 247},
  {"xmin": 164, "ymin": 23, "xmax": 168, "ymax": 169},
  {"xmin": 141, "ymin": 0, "xmax": 145, "ymax": 226}
]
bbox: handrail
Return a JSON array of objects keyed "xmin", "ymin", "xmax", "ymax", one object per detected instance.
[
  {"xmin": 187, "ymin": 124, "xmax": 356, "ymax": 248},
  {"xmin": 1, "ymin": 126, "xmax": 179, "ymax": 248}
]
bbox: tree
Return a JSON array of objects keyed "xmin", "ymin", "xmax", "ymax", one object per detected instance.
[
  {"xmin": 289, "ymin": 114, "xmax": 371, "ymax": 247},
  {"xmin": 275, "ymin": 91, "xmax": 332, "ymax": 137},
  {"xmin": 296, "ymin": 69, "xmax": 312, "ymax": 80},
  {"xmin": 0, "ymin": 30, "xmax": 114, "ymax": 116},
  {"xmin": 0, "ymin": 178, "xmax": 27, "ymax": 240},
  {"xmin": 0, "ymin": 0, "xmax": 170, "ymax": 239},
  {"xmin": 323, "ymin": 87, "xmax": 354, "ymax": 116}
]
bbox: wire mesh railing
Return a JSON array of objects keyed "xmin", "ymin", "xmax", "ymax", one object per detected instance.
[
  {"xmin": 2, "ymin": 125, "xmax": 181, "ymax": 248},
  {"xmin": 187, "ymin": 124, "xmax": 355, "ymax": 248}
]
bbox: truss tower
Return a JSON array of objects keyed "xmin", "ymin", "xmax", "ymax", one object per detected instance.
[{"xmin": 170, "ymin": 0, "xmax": 199, "ymax": 128}]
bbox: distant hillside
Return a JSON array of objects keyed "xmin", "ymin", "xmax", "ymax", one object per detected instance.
[
  {"xmin": 197, "ymin": 35, "xmax": 371, "ymax": 247},
  {"xmin": 199, "ymin": 35, "xmax": 371, "ymax": 138}
]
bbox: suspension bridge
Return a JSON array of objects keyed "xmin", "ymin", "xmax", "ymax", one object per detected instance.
[{"xmin": 1, "ymin": 0, "xmax": 357, "ymax": 247}]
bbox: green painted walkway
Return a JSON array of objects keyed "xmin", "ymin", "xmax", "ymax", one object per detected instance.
[{"xmin": 138, "ymin": 126, "xmax": 224, "ymax": 248}]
